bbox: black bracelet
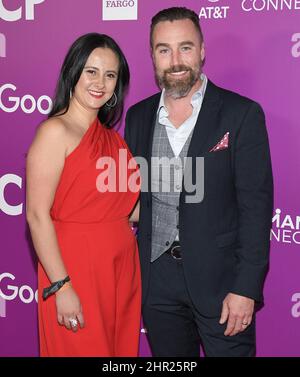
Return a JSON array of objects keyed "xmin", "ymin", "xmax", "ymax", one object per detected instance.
[{"xmin": 42, "ymin": 276, "xmax": 71, "ymax": 300}]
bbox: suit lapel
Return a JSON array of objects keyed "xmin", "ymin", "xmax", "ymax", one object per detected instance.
[
  {"xmin": 145, "ymin": 96, "xmax": 160, "ymax": 162},
  {"xmin": 143, "ymin": 81, "xmax": 223, "ymax": 161},
  {"xmin": 187, "ymin": 80, "xmax": 223, "ymax": 158},
  {"xmin": 143, "ymin": 93, "xmax": 160, "ymax": 200}
]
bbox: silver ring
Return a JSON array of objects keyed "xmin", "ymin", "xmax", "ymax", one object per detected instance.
[{"xmin": 69, "ymin": 318, "xmax": 78, "ymax": 327}]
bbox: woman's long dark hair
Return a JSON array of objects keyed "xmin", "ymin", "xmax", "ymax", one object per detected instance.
[{"xmin": 48, "ymin": 33, "xmax": 130, "ymax": 128}]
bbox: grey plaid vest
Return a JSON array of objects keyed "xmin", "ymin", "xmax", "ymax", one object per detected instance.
[{"xmin": 151, "ymin": 117, "xmax": 194, "ymax": 262}]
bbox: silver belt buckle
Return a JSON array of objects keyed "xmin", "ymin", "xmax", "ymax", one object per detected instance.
[{"xmin": 170, "ymin": 245, "xmax": 182, "ymax": 260}]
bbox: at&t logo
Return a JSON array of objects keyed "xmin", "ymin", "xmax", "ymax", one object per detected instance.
[
  {"xmin": 0, "ymin": 32, "xmax": 6, "ymax": 58},
  {"xmin": 199, "ymin": 0, "xmax": 230, "ymax": 19},
  {"xmin": 291, "ymin": 33, "xmax": 300, "ymax": 58},
  {"xmin": 102, "ymin": 0, "xmax": 138, "ymax": 21},
  {"xmin": 241, "ymin": 0, "xmax": 300, "ymax": 12},
  {"xmin": 0, "ymin": 83, "xmax": 52, "ymax": 114},
  {"xmin": 0, "ymin": 0, "xmax": 45, "ymax": 21}
]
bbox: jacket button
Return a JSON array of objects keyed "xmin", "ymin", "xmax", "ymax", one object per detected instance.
[{"xmin": 165, "ymin": 241, "xmax": 170, "ymax": 246}]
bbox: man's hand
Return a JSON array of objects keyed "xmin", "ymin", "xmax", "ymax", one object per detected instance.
[{"xmin": 219, "ymin": 293, "xmax": 254, "ymax": 336}]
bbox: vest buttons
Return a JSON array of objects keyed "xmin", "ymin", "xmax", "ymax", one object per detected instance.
[{"xmin": 165, "ymin": 241, "xmax": 170, "ymax": 246}]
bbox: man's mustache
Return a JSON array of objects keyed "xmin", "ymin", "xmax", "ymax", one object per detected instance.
[{"xmin": 164, "ymin": 65, "xmax": 192, "ymax": 74}]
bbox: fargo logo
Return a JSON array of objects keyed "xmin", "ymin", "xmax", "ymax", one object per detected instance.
[
  {"xmin": 0, "ymin": 273, "xmax": 38, "ymax": 305},
  {"xmin": 0, "ymin": 0, "xmax": 45, "ymax": 21},
  {"xmin": 291, "ymin": 293, "xmax": 300, "ymax": 318},
  {"xmin": 0, "ymin": 33, "xmax": 6, "ymax": 58},
  {"xmin": 291, "ymin": 33, "xmax": 300, "ymax": 58},
  {"xmin": 0, "ymin": 83, "xmax": 52, "ymax": 114},
  {"xmin": 270, "ymin": 208, "xmax": 300, "ymax": 245},
  {"xmin": 199, "ymin": 0, "xmax": 230, "ymax": 19},
  {"xmin": 0, "ymin": 174, "xmax": 23, "ymax": 216},
  {"xmin": 241, "ymin": 0, "xmax": 300, "ymax": 12},
  {"xmin": 102, "ymin": 0, "xmax": 138, "ymax": 21}
]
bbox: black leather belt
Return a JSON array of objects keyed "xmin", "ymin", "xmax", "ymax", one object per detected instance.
[{"xmin": 165, "ymin": 241, "xmax": 182, "ymax": 260}]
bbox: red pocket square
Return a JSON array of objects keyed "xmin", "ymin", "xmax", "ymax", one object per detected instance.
[{"xmin": 209, "ymin": 132, "xmax": 229, "ymax": 152}]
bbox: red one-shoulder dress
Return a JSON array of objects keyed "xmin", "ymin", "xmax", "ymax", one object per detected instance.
[{"xmin": 38, "ymin": 118, "xmax": 141, "ymax": 356}]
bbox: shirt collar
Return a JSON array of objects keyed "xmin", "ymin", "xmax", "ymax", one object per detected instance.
[{"xmin": 157, "ymin": 73, "xmax": 208, "ymax": 117}]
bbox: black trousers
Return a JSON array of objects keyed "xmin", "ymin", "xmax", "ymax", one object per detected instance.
[{"xmin": 142, "ymin": 252, "xmax": 256, "ymax": 357}]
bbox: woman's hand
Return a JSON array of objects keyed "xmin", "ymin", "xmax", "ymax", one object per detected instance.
[{"xmin": 55, "ymin": 285, "xmax": 85, "ymax": 332}]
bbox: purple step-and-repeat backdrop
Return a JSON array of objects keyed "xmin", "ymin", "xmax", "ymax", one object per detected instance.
[{"xmin": 0, "ymin": 0, "xmax": 299, "ymax": 357}]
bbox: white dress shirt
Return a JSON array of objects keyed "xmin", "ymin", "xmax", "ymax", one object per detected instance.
[{"xmin": 157, "ymin": 73, "xmax": 208, "ymax": 157}]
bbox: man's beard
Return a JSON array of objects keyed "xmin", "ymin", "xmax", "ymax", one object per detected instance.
[{"xmin": 156, "ymin": 63, "xmax": 201, "ymax": 99}]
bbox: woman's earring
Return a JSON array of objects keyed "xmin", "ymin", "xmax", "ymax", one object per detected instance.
[{"xmin": 105, "ymin": 92, "xmax": 117, "ymax": 108}]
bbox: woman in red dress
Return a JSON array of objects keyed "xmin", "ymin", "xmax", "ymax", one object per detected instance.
[{"xmin": 26, "ymin": 33, "xmax": 141, "ymax": 356}]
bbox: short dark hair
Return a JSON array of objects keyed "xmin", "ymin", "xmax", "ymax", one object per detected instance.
[
  {"xmin": 49, "ymin": 33, "xmax": 130, "ymax": 128},
  {"xmin": 150, "ymin": 7, "xmax": 203, "ymax": 48}
]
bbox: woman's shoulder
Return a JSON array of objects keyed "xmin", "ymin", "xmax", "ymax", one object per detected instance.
[
  {"xmin": 36, "ymin": 116, "xmax": 68, "ymax": 139},
  {"xmin": 28, "ymin": 117, "xmax": 68, "ymax": 157}
]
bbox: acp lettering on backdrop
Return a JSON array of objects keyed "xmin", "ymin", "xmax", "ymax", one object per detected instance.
[
  {"xmin": 0, "ymin": 33, "xmax": 6, "ymax": 57},
  {"xmin": 241, "ymin": 0, "xmax": 300, "ymax": 12},
  {"xmin": 0, "ymin": 0, "xmax": 45, "ymax": 21},
  {"xmin": 291, "ymin": 293, "xmax": 300, "ymax": 318},
  {"xmin": 199, "ymin": 0, "xmax": 230, "ymax": 19},
  {"xmin": 0, "ymin": 174, "xmax": 23, "ymax": 216},
  {"xmin": 270, "ymin": 209, "xmax": 300, "ymax": 245},
  {"xmin": 291, "ymin": 33, "xmax": 300, "ymax": 57},
  {"xmin": 102, "ymin": 0, "xmax": 138, "ymax": 21},
  {"xmin": 0, "ymin": 83, "xmax": 52, "ymax": 114}
]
